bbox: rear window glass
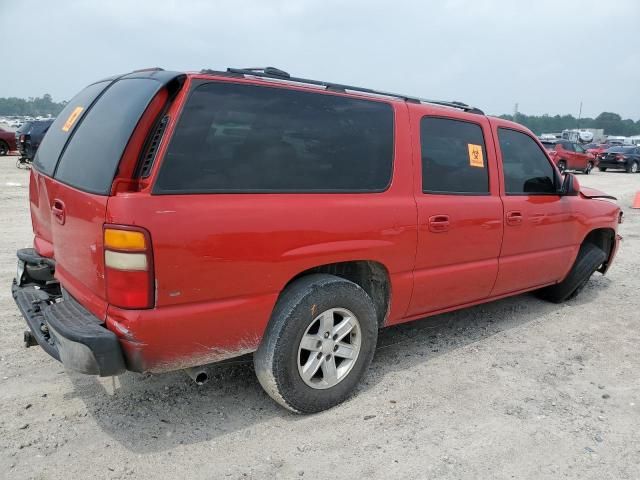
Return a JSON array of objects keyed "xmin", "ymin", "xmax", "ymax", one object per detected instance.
[
  {"xmin": 154, "ymin": 82, "xmax": 394, "ymax": 193},
  {"xmin": 33, "ymin": 82, "xmax": 109, "ymax": 176},
  {"xmin": 54, "ymin": 79, "xmax": 163, "ymax": 194},
  {"xmin": 420, "ymin": 117, "xmax": 489, "ymax": 194}
]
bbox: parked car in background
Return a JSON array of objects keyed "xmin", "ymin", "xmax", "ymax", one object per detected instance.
[
  {"xmin": 0, "ymin": 126, "xmax": 18, "ymax": 155},
  {"xmin": 597, "ymin": 146, "xmax": 640, "ymax": 173},
  {"xmin": 542, "ymin": 139, "xmax": 596, "ymax": 174},
  {"xmin": 585, "ymin": 143, "xmax": 611, "ymax": 157},
  {"xmin": 16, "ymin": 119, "xmax": 54, "ymax": 161}
]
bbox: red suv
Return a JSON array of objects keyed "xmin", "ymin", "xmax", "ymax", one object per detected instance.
[
  {"xmin": 12, "ymin": 68, "xmax": 622, "ymax": 413},
  {"xmin": 543, "ymin": 140, "xmax": 596, "ymax": 174},
  {"xmin": 0, "ymin": 126, "xmax": 17, "ymax": 155}
]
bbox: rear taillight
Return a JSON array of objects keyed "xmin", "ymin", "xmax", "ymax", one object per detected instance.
[
  {"xmin": 104, "ymin": 226, "xmax": 154, "ymax": 309},
  {"xmin": 19, "ymin": 134, "xmax": 25, "ymax": 143},
  {"xmin": 616, "ymin": 154, "xmax": 625, "ymax": 161}
]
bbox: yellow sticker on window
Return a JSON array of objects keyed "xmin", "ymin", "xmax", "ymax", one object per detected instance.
[
  {"xmin": 62, "ymin": 106, "xmax": 84, "ymax": 132},
  {"xmin": 468, "ymin": 143, "xmax": 484, "ymax": 168}
]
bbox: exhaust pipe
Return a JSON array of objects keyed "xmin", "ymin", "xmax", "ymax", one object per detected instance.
[{"xmin": 185, "ymin": 367, "xmax": 209, "ymax": 385}]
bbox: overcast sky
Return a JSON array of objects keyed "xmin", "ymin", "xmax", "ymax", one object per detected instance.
[{"xmin": 1, "ymin": 0, "xmax": 638, "ymax": 119}]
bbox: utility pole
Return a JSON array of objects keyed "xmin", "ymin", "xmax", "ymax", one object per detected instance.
[{"xmin": 577, "ymin": 101, "xmax": 582, "ymax": 129}]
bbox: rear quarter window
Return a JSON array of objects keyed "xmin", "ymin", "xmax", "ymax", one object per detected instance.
[{"xmin": 154, "ymin": 82, "xmax": 394, "ymax": 193}]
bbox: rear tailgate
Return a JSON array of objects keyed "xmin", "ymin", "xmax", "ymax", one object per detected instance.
[{"xmin": 30, "ymin": 71, "xmax": 182, "ymax": 319}]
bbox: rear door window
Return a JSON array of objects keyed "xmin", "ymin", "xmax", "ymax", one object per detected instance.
[
  {"xmin": 420, "ymin": 117, "xmax": 489, "ymax": 194},
  {"xmin": 33, "ymin": 82, "xmax": 109, "ymax": 176},
  {"xmin": 54, "ymin": 78, "xmax": 166, "ymax": 194},
  {"xmin": 154, "ymin": 82, "xmax": 394, "ymax": 193},
  {"xmin": 498, "ymin": 128, "xmax": 557, "ymax": 194}
]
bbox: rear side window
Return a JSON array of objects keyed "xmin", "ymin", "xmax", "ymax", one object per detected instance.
[
  {"xmin": 33, "ymin": 82, "xmax": 109, "ymax": 176},
  {"xmin": 420, "ymin": 117, "xmax": 489, "ymax": 194},
  {"xmin": 498, "ymin": 128, "xmax": 557, "ymax": 194},
  {"xmin": 154, "ymin": 82, "xmax": 394, "ymax": 193}
]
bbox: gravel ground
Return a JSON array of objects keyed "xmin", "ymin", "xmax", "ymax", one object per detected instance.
[{"xmin": 1, "ymin": 160, "xmax": 639, "ymax": 479}]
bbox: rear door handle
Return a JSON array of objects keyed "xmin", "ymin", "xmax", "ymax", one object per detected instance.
[
  {"xmin": 506, "ymin": 210, "xmax": 523, "ymax": 226},
  {"xmin": 428, "ymin": 214, "xmax": 450, "ymax": 233},
  {"xmin": 52, "ymin": 199, "xmax": 66, "ymax": 225}
]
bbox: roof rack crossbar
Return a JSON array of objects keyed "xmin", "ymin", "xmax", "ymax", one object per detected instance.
[{"xmin": 226, "ymin": 67, "xmax": 483, "ymax": 114}]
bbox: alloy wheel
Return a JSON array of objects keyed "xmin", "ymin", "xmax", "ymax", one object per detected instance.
[{"xmin": 297, "ymin": 308, "xmax": 362, "ymax": 389}]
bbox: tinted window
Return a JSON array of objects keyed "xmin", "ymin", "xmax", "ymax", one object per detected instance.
[
  {"xmin": 498, "ymin": 128, "xmax": 557, "ymax": 194},
  {"xmin": 55, "ymin": 79, "xmax": 164, "ymax": 194},
  {"xmin": 420, "ymin": 117, "xmax": 489, "ymax": 194},
  {"xmin": 541, "ymin": 142, "xmax": 556, "ymax": 151},
  {"xmin": 155, "ymin": 82, "xmax": 394, "ymax": 193},
  {"xmin": 33, "ymin": 82, "xmax": 109, "ymax": 176},
  {"xmin": 608, "ymin": 146, "xmax": 635, "ymax": 154}
]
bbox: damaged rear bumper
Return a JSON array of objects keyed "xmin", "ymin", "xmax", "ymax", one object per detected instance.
[{"xmin": 12, "ymin": 248, "xmax": 126, "ymax": 377}]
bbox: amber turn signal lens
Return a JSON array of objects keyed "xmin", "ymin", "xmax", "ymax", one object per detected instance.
[{"xmin": 104, "ymin": 228, "xmax": 146, "ymax": 250}]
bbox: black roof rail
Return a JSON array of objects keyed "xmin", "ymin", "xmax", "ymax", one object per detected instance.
[{"xmin": 225, "ymin": 67, "xmax": 484, "ymax": 114}]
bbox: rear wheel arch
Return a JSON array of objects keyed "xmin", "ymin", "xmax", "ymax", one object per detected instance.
[{"xmin": 282, "ymin": 260, "xmax": 391, "ymax": 328}]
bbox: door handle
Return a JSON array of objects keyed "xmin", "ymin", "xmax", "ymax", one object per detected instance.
[
  {"xmin": 52, "ymin": 199, "xmax": 66, "ymax": 225},
  {"xmin": 428, "ymin": 214, "xmax": 450, "ymax": 233},
  {"xmin": 506, "ymin": 210, "xmax": 523, "ymax": 226}
]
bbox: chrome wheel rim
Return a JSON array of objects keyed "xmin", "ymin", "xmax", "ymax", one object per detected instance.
[
  {"xmin": 297, "ymin": 308, "xmax": 361, "ymax": 389},
  {"xmin": 633, "ymin": 163, "xmax": 638, "ymax": 173}
]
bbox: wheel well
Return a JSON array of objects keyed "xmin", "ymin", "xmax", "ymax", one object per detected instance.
[
  {"xmin": 582, "ymin": 228, "xmax": 615, "ymax": 269},
  {"xmin": 286, "ymin": 261, "xmax": 391, "ymax": 327}
]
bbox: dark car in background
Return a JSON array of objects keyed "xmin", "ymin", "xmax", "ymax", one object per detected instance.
[
  {"xmin": 16, "ymin": 119, "xmax": 54, "ymax": 161},
  {"xmin": 597, "ymin": 146, "xmax": 640, "ymax": 173},
  {"xmin": 0, "ymin": 127, "xmax": 18, "ymax": 155},
  {"xmin": 542, "ymin": 139, "xmax": 595, "ymax": 174}
]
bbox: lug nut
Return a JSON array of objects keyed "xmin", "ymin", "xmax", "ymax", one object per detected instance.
[
  {"xmin": 332, "ymin": 334, "xmax": 338, "ymax": 340},
  {"xmin": 323, "ymin": 332, "xmax": 330, "ymax": 339},
  {"xmin": 333, "ymin": 345, "xmax": 338, "ymax": 352},
  {"xmin": 316, "ymin": 340, "xmax": 322, "ymax": 349},
  {"xmin": 326, "ymin": 354, "xmax": 332, "ymax": 361},
  {"xmin": 317, "ymin": 352, "xmax": 322, "ymax": 359}
]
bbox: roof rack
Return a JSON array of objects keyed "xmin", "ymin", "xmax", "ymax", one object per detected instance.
[{"xmin": 224, "ymin": 67, "xmax": 484, "ymax": 114}]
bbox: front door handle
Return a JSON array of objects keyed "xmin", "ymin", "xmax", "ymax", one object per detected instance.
[
  {"xmin": 428, "ymin": 214, "xmax": 450, "ymax": 233},
  {"xmin": 506, "ymin": 210, "xmax": 523, "ymax": 226},
  {"xmin": 52, "ymin": 199, "xmax": 66, "ymax": 225}
]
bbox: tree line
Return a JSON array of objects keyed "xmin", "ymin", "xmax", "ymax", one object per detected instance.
[
  {"xmin": 1, "ymin": 94, "xmax": 638, "ymax": 137},
  {"xmin": 0, "ymin": 94, "xmax": 67, "ymax": 117},
  {"xmin": 498, "ymin": 112, "xmax": 640, "ymax": 137}
]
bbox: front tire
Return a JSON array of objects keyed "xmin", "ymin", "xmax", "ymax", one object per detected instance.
[
  {"xmin": 598, "ymin": 166, "xmax": 607, "ymax": 172},
  {"xmin": 254, "ymin": 274, "xmax": 378, "ymax": 413},
  {"xmin": 584, "ymin": 161, "xmax": 593, "ymax": 174},
  {"xmin": 537, "ymin": 243, "xmax": 607, "ymax": 303}
]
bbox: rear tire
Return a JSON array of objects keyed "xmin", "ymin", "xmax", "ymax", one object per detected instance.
[
  {"xmin": 0, "ymin": 141, "xmax": 8, "ymax": 156},
  {"xmin": 584, "ymin": 161, "xmax": 593, "ymax": 174},
  {"xmin": 626, "ymin": 161, "xmax": 639, "ymax": 173},
  {"xmin": 598, "ymin": 167, "xmax": 607, "ymax": 172},
  {"xmin": 254, "ymin": 274, "xmax": 378, "ymax": 414},
  {"xmin": 537, "ymin": 243, "xmax": 607, "ymax": 303},
  {"xmin": 557, "ymin": 160, "xmax": 567, "ymax": 173}
]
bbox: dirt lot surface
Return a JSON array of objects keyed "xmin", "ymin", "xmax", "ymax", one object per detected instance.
[{"xmin": 1, "ymin": 159, "xmax": 639, "ymax": 479}]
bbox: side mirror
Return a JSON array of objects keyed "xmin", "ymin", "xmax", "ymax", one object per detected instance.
[{"xmin": 560, "ymin": 172, "xmax": 580, "ymax": 196}]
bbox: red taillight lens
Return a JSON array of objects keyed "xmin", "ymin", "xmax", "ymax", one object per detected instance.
[
  {"xmin": 616, "ymin": 154, "xmax": 625, "ymax": 161},
  {"xmin": 104, "ymin": 225, "xmax": 154, "ymax": 309},
  {"xmin": 19, "ymin": 134, "xmax": 25, "ymax": 142}
]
